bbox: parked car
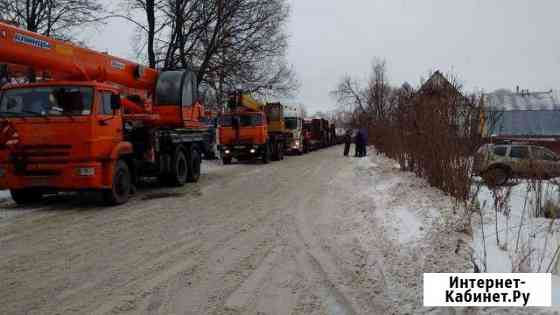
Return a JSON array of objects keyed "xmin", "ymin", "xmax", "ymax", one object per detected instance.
[{"xmin": 474, "ymin": 143, "xmax": 560, "ymax": 185}]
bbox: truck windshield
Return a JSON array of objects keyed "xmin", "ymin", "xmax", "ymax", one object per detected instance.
[
  {"xmin": 0, "ymin": 86, "xmax": 94, "ymax": 117},
  {"xmin": 285, "ymin": 117, "xmax": 299, "ymax": 130},
  {"xmin": 220, "ymin": 114, "xmax": 263, "ymax": 127}
]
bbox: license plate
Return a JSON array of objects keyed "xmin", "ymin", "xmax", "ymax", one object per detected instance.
[
  {"xmin": 234, "ymin": 145, "xmax": 246, "ymax": 149},
  {"xmin": 29, "ymin": 178, "xmax": 50, "ymax": 187}
]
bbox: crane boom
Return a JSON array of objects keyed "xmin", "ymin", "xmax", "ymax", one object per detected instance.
[
  {"xmin": 239, "ymin": 95, "xmax": 264, "ymax": 111},
  {"xmin": 0, "ymin": 22, "xmax": 158, "ymax": 90},
  {"xmin": 0, "ymin": 22, "xmax": 206, "ymax": 129},
  {"xmin": 227, "ymin": 91, "xmax": 264, "ymax": 112}
]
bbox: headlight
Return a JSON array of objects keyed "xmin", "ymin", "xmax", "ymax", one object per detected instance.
[
  {"xmin": 77, "ymin": 167, "xmax": 95, "ymax": 176},
  {"xmin": 250, "ymin": 149, "xmax": 256, "ymax": 154},
  {"xmin": 294, "ymin": 140, "xmax": 300, "ymax": 147},
  {"xmin": 224, "ymin": 150, "xmax": 231, "ymax": 155}
]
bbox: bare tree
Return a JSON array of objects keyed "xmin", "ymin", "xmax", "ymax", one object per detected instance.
[
  {"xmin": 122, "ymin": 0, "xmax": 297, "ymax": 101},
  {"xmin": 117, "ymin": 0, "xmax": 165, "ymax": 68},
  {"xmin": 331, "ymin": 75, "xmax": 367, "ymax": 114},
  {"xmin": 0, "ymin": 0, "xmax": 104, "ymax": 39},
  {"xmin": 366, "ymin": 58, "xmax": 392, "ymax": 121},
  {"xmin": 331, "ymin": 58, "xmax": 394, "ymax": 127}
]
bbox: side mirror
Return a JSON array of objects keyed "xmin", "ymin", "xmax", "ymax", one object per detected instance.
[{"xmin": 111, "ymin": 94, "xmax": 121, "ymax": 111}]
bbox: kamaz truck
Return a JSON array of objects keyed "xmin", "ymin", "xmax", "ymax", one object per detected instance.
[
  {"xmin": 218, "ymin": 92, "xmax": 287, "ymax": 164},
  {"xmin": 0, "ymin": 22, "xmax": 208, "ymax": 205}
]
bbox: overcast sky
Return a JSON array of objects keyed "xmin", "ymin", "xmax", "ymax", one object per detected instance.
[{"xmin": 88, "ymin": 0, "xmax": 560, "ymax": 114}]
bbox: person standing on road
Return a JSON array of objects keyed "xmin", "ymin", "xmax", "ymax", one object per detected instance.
[
  {"xmin": 360, "ymin": 127, "xmax": 368, "ymax": 157},
  {"xmin": 343, "ymin": 129, "xmax": 352, "ymax": 156},
  {"xmin": 354, "ymin": 129, "xmax": 362, "ymax": 157}
]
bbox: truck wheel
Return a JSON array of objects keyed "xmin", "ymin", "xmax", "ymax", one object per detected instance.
[
  {"xmin": 187, "ymin": 147, "xmax": 201, "ymax": 183},
  {"xmin": 262, "ymin": 143, "xmax": 270, "ymax": 164},
  {"xmin": 10, "ymin": 189, "xmax": 42, "ymax": 205},
  {"xmin": 223, "ymin": 157, "xmax": 232, "ymax": 165},
  {"xmin": 170, "ymin": 148, "xmax": 188, "ymax": 186},
  {"xmin": 103, "ymin": 160, "xmax": 131, "ymax": 206}
]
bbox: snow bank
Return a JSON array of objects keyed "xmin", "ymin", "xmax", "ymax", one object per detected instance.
[
  {"xmin": 334, "ymin": 149, "xmax": 472, "ymax": 313},
  {"xmin": 0, "ymin": 190, "xmax": 10, "ymax": 200},
  {"xmin": 0, "ymin": 190, "xmax": 31, "ymax": 222},
  {"xmin": 353, "ymin": 150, "xmax": 559, "ymax": 313},
  {"xmin": 474, "ymin": 181, "xmax": 560, "ymax": 309}
]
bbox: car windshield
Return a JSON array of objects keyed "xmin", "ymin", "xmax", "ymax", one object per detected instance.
[
  {"xmin": 219, "ymin": 114, "xmax": 263, "ymax": 127},
  {"xmin": 0, "ymin": 86, "xmax": 94, "ymax": 117},
  {"xmin": 533, "ymin": 147, "xmax": 558, "ymax": 161},
  {"xmin": 285, "ymin": 117, "xmax": 298, "ymax": 130}
]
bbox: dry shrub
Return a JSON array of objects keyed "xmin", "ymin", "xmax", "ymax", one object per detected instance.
[
  {"xmin": 370, "ymin": 78, "xmax": 482, "ymax": 203},
  {"xmin": 543, "ymin": 199, "xmax": 560, "ymax": 219}
]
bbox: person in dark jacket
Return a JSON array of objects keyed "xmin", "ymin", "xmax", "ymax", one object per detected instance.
[
  {"xmin": 343, "ymin": 129, "xmax": 352, "ymax": 156},
  {"xmin": 354, "ymin": 129, "xmax": 363, "ymax": 157},
  {"xmin": 359, "ymin": 127, "xmax": 368, "ymax": 157}
]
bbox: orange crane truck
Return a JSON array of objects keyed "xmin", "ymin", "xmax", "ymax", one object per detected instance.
[
  {"xmin": 218, "ymin": 91, "xmax": 286, "ymax": 164},
  {"xmin": 0, "ymin": 22, "xmax": 208, "ymax": 205}
]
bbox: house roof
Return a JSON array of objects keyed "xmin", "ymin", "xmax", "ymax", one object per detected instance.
[
  {"xmin": 418, "ymin": 71, "xmax": 458, "ymax": 93},
  {"xmin": 484, "ymin": 89, "xmax": 560, "ymax": 111},
  {"xmin": 416, "ymin": 71, "xmax": 467, "ymax": 102}
]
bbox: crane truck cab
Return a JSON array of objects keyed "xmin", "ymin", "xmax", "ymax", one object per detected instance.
[
  {"xmin": 218, "ymin": 109, "xmax": 269, "ymax": 164},
  {"xmin": 218, "ymin": 92, "xmax": 287, "ymax": 164},
  {"xmin": 0, "ymin": 22, "xmax": 208, "ymax": 206},
  {"xmin": 0, "ymin": 81, "xmax": 126, "ymax": 203}
]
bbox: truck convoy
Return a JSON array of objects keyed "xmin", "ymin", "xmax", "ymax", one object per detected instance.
[
  {"xmin": 0, "ymin": 22, "xmax": 208, "ymax": 205},
  {"xmin": 218, "ymin": 92, "xmax": 289, "ymax": 164},
  {"xmin": 0, "ymin": 23, "xmax": 341, "ymax": 206}
]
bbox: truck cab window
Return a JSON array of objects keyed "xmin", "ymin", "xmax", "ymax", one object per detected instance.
[
  {"xmin": 285, "ymin": 117, "xmax": 299, "ymax": 130},
  {"xmin": 99, "ymin": 92, "xmax": 114, "ymax": 115},
  {"xmin": 219, "ymin": 115, "xmax": 233, "ymax": 127},
  {"xmin": 0, "ymin": 86, "xmax": 93, "ymax": 117},
  {"xmin": 239, "ymin": 114, "xmax": 263, "ymax": 126}
]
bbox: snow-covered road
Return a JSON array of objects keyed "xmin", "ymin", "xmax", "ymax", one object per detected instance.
[{"xmin": 0, "ymin": 146, "xmax": 472, "ymax": 314}]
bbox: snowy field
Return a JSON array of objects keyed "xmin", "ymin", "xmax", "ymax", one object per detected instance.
[
  {"xmin": 474, "ymin": 179, "xmax": 560, "ymax": 310},
  {"xmin": 364, "ymin": 148, "xmax": 560, "ymax": 313},
  {"xmin": 474, "ymin": 181, "xmax": 560, "ymax": 274}
]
